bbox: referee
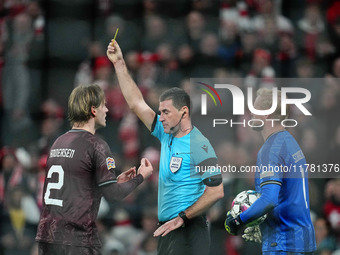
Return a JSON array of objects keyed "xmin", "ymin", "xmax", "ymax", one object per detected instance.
[{"xmin": 107, "ymin": 41, "xmax": 224, "ymax": 255}]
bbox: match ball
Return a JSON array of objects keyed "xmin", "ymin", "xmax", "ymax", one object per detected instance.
[{"xmin": 230, "ymin": 190, "xmax": 267, "ymax": 226}]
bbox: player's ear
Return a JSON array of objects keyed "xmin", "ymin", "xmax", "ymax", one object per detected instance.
[{"xmin": 91, "ymin": 106, "xmax": 96, "ymax": 117}]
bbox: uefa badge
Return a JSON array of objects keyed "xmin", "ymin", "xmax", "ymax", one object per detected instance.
[
  {"xmin": 106, "ymin": 157, "xmax": 116, "ymax": 170},
  {"xmin": 169, "ymin": 156, "xmax": 182, "ymax": 173}
]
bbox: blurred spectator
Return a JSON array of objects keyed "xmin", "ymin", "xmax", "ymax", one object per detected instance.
[
  {"xmin": 252, "ymin": 0, "xmax": 293, "ymax": 53},
  {"xmin": 296, "ymin": 4, "xmax": 325, "ymax": 61},
  {"xmin": 185, "ymin": 11, "xmax": 207, "ymax": 52},
  {"xmin": 105, "ymin": 208, "xmax": 143, "ymax": 253},
  {"xmin": 125, "ymin": 51, "xmax": 142, "ymax": 79},
  {"xmin": 155, "ymin": 43, "xmax": 183, "ymax": 87},
  {"xmin": 106, "ymin": 83, "xmax": 128, "ymax": 121},
  {"xmin": 253, "ymin": 0, "xmax": 294, "ymax": 35},
  {"xmin": 236, "ymin": 30, "xmax": 259, "ymax": 74},
  {"xmin": 136, "ymin": 58, "xmax": 158, "ymax": 88},
  {"xmin": 218, "ymin": 19, "xmax": 240, "ymax": 67},
  {"xmin": 2, "ymin": 13, "xmax": 33, "ymax": 146},
  {"xmin": 0, "ymin": 186, "xmax": 38, "ymax": 255},
  {"xmin": 74, "ymin": 41, "xmax": 104, "ymax": 87},
  {"xmin": 141, "ymin": 16, "xmax": 169, "ymax": 52},
  {"xmin": 102, "ymin": 238, "xmax": 125, "ymax": 255},
  {"xmin": 244, "ymin": 48, "xmax": 275, "ymax": 90},
  {"xmin": 324, "ymin": 57, "xmax": 340, "ymax": 94},
  {"xmin": 25, "ymin": 153, "xmax": 46, "ymax": 209},
  {"xmin": 130, "ymin": 209, "xmax": 158, "ymax": 255},
  {"xmin": 192, "ymin": 32, "xmax": 226, "ymax": 77},
  {"xmin": 327, "ymin": 3, "xmax": 340, "ymax": 54},
  {"xmin": 26, "ymin": 1, "xmax": 45, "ymax": 116},
  {"xmin": 191, "ymin": 0, "xmax": 219, "ymax": 16},
  {"xmin": 324, "ymin": 179, "xmax": 340, "ymax": 240},
  {"xmin": 177, "ymin": 44, "xmax": 196, "ymax": 78},
  {"xmin": 328, "ymin": 125, "xmax": 340, "ymax": 164},
  {"xmin": 300, "ymin": 128, "xmax": 322, "ymax": 164},
  {"xmin": 0, "ymin": 147, "xmax": 24, "ymax": 205},
  {"xmin": 134, "ymin": 147, "xmax": 159, "ymax": 212},
  {"xmin": 275, "ymin": 34, "xmax": 298, "ymax": 77},
  {"xmin": 296, "ymin": 58, "xmax": 315, "ymax": 78},
  {"xmin": 135, "ymin": 235, "xmax": 157, "ymax": 255},
  {"xmin": 92, "ymin": 55, "xmax": 113, "ymax": 92},
  {"xmin": 142, "ymin": 0, "xmax": 159, "ymax": 17},
  {"xmin": 118, "ymin": 112, "xmax": 140, "ymax": 162},
  {"xmin": 316, "ymin": 87, "xmax": 340, "ymax": 155},
  {"xmin": 314, "ymin": 217, "xmax": 337, "ymax": 255}
]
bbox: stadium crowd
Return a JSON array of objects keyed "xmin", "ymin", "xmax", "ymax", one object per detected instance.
[{"xmin": 0, "ymin": 0, "xmax": 340, "ymax": 254}]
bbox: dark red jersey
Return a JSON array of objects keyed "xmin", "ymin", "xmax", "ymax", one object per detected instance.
[{"xmin": 36, "ymin": 129, "xmax": 117, "ymax": 247}]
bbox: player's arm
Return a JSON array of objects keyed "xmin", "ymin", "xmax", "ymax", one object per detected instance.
[
  {"xmin": 153, "ymin": 158, "xmax": 224, "ymax": 237},
  {"xmin": 240, "ymin": 182, "xmax": 280, "ymax": 224},
  {"xmin": 225, "ymin": 182, "xmax": 281, "ymax": 235},
  {"xmin": 107, "ymin": 41, "xmax": 155, "ymax": 131},
  {"xmin": 100, "ymin": 158, "xmax": 153, "ymax": 201}
]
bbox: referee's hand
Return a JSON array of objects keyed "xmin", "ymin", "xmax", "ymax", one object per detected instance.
[
  {"xmin": 153, "ymin": 217, "xmax": 184, "ymax": 237},
  {"xmin": 107, "ymin": 40, "xmax": 123, "ymax": 65}
]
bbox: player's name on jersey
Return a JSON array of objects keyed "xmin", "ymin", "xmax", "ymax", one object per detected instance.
[{"xmin": 50, "ymin": 148, "xmax": 75, "ymax": 158}]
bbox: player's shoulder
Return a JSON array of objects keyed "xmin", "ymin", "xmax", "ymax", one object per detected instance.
[
  {"xmin": 61, "ymin": 130, "xmax": 108, "ymax": 148},
  {"xmin": 265, "ymin": 130, "xmax": 292, "ymax": 149}
]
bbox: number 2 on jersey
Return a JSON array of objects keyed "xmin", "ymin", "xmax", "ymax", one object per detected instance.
[{"xmin": 44, "ymin": 165, "xmax": 64, "ymax": 207}]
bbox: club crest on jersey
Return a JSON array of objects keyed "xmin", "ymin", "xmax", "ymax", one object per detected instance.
[
  {"xmin": 170, "ymin": 156, "xmax": 182, "ymax": 173},
  {"xmin": 106, "ymin": 157, "xmax": 116, "ymax": 170}
]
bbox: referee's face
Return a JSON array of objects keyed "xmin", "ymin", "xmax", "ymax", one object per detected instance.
[{"xmin": 159, "ymin": 99, "xmax": 181, "ymax": 134}]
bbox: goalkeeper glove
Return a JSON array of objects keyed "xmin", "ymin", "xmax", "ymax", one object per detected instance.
[
  {"xmin": 242, "ymin": 225, "xmax": 262, "ymax": 243},
  {"xmin": 224, "ymin": 211, "xmax": 245, "ymax": 235}
]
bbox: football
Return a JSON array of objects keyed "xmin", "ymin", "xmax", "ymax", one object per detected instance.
[{"xmin": 230, "ymin": 190, "xmax": 267, "ymax": 226}]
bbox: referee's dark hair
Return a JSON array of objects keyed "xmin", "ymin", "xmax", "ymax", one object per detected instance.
[{"xmin": 159, "ymin": 88, "xmax": 191, "ymax": 116}]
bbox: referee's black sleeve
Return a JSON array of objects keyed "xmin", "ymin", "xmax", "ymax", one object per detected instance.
[
  {"xmin": 151, "ymin": 113, "xmax": 158, "ymax": 133},
  {"xmin": 199, "ymin": 158, "xmax": 223, "ymax": 187}
]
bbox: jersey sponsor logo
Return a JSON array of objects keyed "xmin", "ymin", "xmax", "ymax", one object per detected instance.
[
  {"xmin": 292, "ymin": 150, "xmax": 304, "ymax": 163},
  {"xmin": 169, "ymin": 156, "xmax": 182, "ymax": 173},
  {"xmin": 201, "ymin": 145, "xmax": 208, "ymax": 153},
  {"xmin": 106, "ymin": 157, "xmax": 116, "ymax": 170}
]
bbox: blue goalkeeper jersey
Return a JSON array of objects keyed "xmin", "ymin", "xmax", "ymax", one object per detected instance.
[{"xmin": 254, "ymin": 130, "xmax": 316, "ymax": 253}]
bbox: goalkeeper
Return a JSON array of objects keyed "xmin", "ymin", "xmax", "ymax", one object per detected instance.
[{"xmin": 225, "ymin": 88, "xmax": 316, "ymax": 255}]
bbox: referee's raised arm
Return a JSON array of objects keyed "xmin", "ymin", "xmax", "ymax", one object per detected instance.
[{"xmin": 107, "ymin": 40, "xmax": 156, "ymax": 131}]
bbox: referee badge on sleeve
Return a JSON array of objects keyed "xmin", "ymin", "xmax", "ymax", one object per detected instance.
[
  {"xmin": 106, "ymin": 157, "xmax": 116, "ymax": 170},
  {"xmin": 170, "ymin": 156, "xmax": 182, "ymax": 173}
]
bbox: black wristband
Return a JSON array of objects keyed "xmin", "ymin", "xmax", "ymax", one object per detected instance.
[{"xmin": 178, "ymin": 211, "xmax": 188, "ymax": 223}]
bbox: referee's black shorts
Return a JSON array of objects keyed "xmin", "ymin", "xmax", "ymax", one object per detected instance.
[{"xmin": 157, "ymin": 215, "xmax": 210, "ymax": 255}]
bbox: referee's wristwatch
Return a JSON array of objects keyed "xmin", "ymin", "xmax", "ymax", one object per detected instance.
[{"xmin": 178, "ymin": 211, "xmax": 188, "ymax": 227}]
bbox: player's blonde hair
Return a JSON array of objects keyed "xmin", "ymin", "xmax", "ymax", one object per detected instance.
[
  {"xmin": 68, "ymin": 84, "xmax": 105, "ymax": 127},
  {"xmin": 256, "ymin": 88, "xmax": 288, "ymax": 121}
]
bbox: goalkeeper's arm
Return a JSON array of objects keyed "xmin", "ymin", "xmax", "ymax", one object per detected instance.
[{"xmin": 240, "ymin": 183, "xmax": 281, "ymax": 224}]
